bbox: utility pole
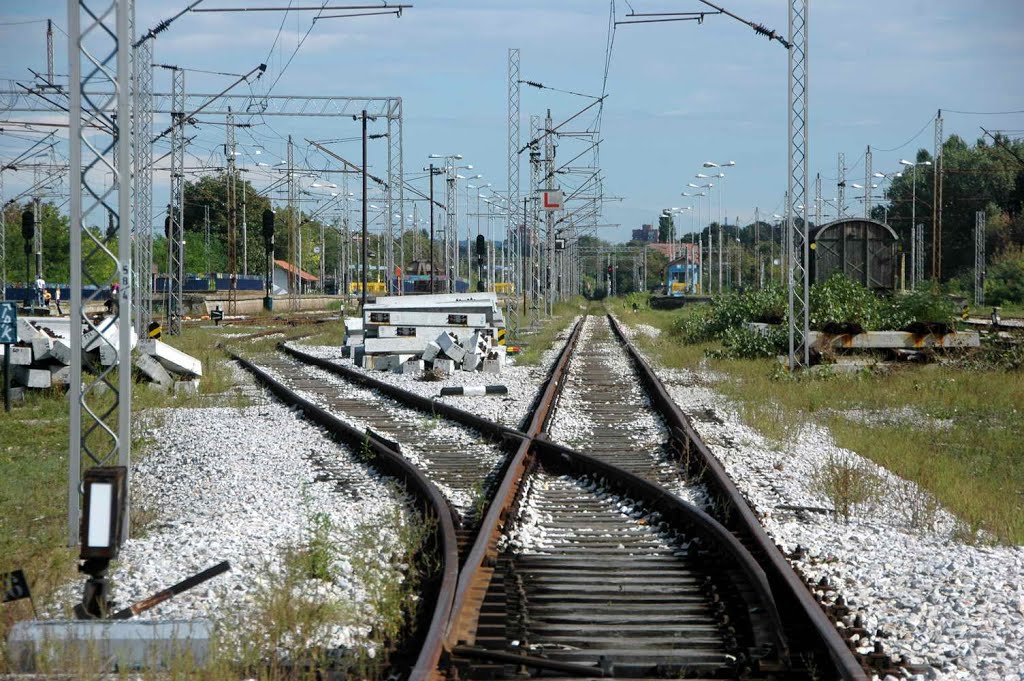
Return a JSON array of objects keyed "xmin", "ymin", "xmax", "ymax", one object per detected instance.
[
  {"xmin": 241, "ymin": 178, "xmax": 248, "ymax": 276},
  {"xmin": 225, "ymin": 108, "xmax": 237, "ymax": 314},
  {"xmin": 836, "ymin": 152, "xmax": 846, "ymax": 219},
  {"xmin": 203, "ymin": 205, "xmax": 210, "ymax": 273},
  {"xmin": 507, "ymin": 47, "xmax": 521, "ymax": 337},
  {"xmin": 429, "ymin": 163, "xmax": 436, "ymax": 293},
  {"xmin": 975, "ymin": 210, "xmax": 985, "ymax": 306},
  {"xmin": 287, "ymin": 135, "xmax": 297, "ymax": 304},
  {"xmin": 544, "ymin": 109, "xmax": 555, "ymax": 314},
  {"xmin": 166, "ymin": 65, "xmax": 185, "ymax": 335},
  {"xmin": 359, "ymin": 110, "xmax": 370, "ymax": 308},
  {"xmin": 864, "ymin": 145, "xmax": 873, "ymax": 219},
  {"xmin": 932, "ymin": 110, "xmax": 944, "ymax": 280}
]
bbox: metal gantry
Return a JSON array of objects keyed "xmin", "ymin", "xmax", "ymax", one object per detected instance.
[
  {"xmin": 0, "ymin": 174, "xmax": 5, "ymax": 299},
  {"xmin": 786, "ymin": 0, "xmax": 810, "ymax": 369},
  {"xmin": 506, "ymin": 48, "xmax": 521, "ymax": 336},
  {"xmin": 863, "ymin": 144, "xmax": 873, "ymax": 219},
  {"xmin": 166, "ymin": 66, "xmax": 185, "ymax": 335},
  {"xmin": 67, "ymin": 0, "xmax": 134, "ymax": 545},
  {"xmin": 836, "ymin": 152, "xmax": 846, "ymax": 219}
]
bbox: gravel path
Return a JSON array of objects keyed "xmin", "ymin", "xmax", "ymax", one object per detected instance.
[
  {"xmin": 617, "ymin": 318, "xmax": 1024, "ymax": 681},
  {"xmin": 53, "ymin": 361, "xmax": 419, "ymax": 658}
]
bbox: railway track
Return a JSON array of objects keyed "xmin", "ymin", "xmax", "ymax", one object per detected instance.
[{"xmin": 225, "ymin": 312, "xmax": 893, "ymax": 679}]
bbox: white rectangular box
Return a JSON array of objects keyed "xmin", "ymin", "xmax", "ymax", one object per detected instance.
[{"xmin": 377, "ymin": 325, "xmax": 480, "ymax": 339}]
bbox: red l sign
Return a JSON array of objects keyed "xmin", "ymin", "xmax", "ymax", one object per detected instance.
[{"xmin": 542, "ymin": 190, "xmax": 564, "ymax": 210}]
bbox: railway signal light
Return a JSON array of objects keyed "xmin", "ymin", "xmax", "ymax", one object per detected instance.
[
  {"xmin": 262, "ymin": 209, "xmax": 275, "ymax": 249},
  {"xmin": 21, "ymin": 211, "xmax": 34, "ymax": 255}
]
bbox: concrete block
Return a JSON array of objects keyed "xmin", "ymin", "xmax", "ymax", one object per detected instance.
[
  {"xmin": 366, "ymin": 310, "xmax": 488, "ymax": 327},
  {"xmin": 8, "ymin": 346, "xmax": 33, "ymax": 366},
  {"xmin": 13, "ymin": 367, "xmax": 50, "ymax": 389},
  {"xmin": 401, "ymin": 358, "xmax": 424, "ymax": 375},
  {"xmin": 139, "ymin": 339, "xmax": 203, "ymax": 377},
  {"xmin": 482, "ymin": 359, "xmax": 502, "ymax": 375},
  {"xmin": 340, "ymin": 345, "xmax": 352, "ymax": 358},
  {"xmin": 374, "ymin": 355, "xmax": 399, "ymax": 372},
  {"xmin": 363, "ymin": 337, "xmax": 429, "ymax": 355},
  {"xmin": 367, "ymin": 292, "xmax": 497, "ymax": 308},
  {"xmin": 49, "ymin": 365, "xmax": 71, "ymax": 387},
  {"xmin": 7, "ymin": 619, "xmax": 214, "ymax": 673},
  {"xmin": 173, "ymin": 378, "xmax": 201, "ymax": 395},
  {"xmin": 353, "ymin": 346, "xmax": 365, "ymax": 366},
  {"xmin": 434, "ymin": 358, "xmax": 455, "ymax": 375},
  {"xmin": 136, "ymin": 353, "xmax": 172, "ymax": 387},
  {"xmin": 31, "ymin": 335, "xmax": 54, "ymax": 362},
  {"xmin": 16, "ymin": 318, "xmax": 43, "ymax": 342},
  {"xmin": 344, "ymin": 316, "xmax": 364, "ymax": 332},
  {"xmin": 344, "ymin": 335, "xmax": 363, "ymax": 347},
  {"xmin": 50, "ymin": 339, "xmax": 73, "ymax": 365},
  {"xmin": 360, "ymin": 353, "xmax": 375, "ymax": 370},
  {"xmin": 807, "ymin": 330, "xmax": 981, "ymax": 350},
  {"xmin": 377, "ymin": 325, "xmax": 478, "ymax": 339},
  {"xmin": 462, "ymin": 353, "xmax": 481, "ymax": 372},
  {"xmin": 437, "ymin": 332, "xmax": 466, "ymax": 363},
  {"xmin": 421, "ymin": 341, "xmax": 441, "ymax": 362},
  {"xmin": 82, "ymin": 317, "xmax": 119, "ymax": 352},
  {"xmin": 99, "ymin": 343, "xmax": 125, "ymax": 366}
]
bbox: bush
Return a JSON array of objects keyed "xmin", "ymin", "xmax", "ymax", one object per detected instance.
[
  {"xmin": 709, "ymin": 325, "xmax": 787, "ymax": 359},
  {"xmin": 986, "ymin": 248, "xmax": 1024, "ymax": 306},
  {"xmin": 808, "ymin": 274, "xmax": 880, "ymax": 332}
]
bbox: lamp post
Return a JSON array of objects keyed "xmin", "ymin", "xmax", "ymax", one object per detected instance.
[
  {"xmin": 899, "ymin": 159, "xmax": 932, "ymax": 288},
  {"xmin": 688, "ymin": 182, "xmax": 715, "ymax": 292},
  {"xmin": 428, "ymin": 154, "xmax": 463, "ymax": 291},
  {"xmin": 423, "ymin": 163, "xmax": 446, "ymax": 293}
]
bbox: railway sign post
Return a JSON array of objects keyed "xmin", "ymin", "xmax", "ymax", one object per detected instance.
[
  {"xmin": 1, "ymin": 302, "xmax": 17, "ymax": 413},
  {"xmin": 541, "ymin": 190, "xmax": 563, "ymax": 211}
]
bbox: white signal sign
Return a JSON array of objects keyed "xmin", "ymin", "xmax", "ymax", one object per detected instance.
[{"xmin": 541, "ymin": 190, "xmax": 564, "ymax": 211}]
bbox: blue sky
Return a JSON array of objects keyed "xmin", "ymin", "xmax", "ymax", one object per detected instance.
[{"xmin": 2, "ymin": 0, "xmax": 1023, "ymax": 243}]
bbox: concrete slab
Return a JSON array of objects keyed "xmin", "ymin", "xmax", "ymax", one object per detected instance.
[
  {"xmin": 434, "ymin": 358, "xmax": 455, "ymax": 375},
  {"xmin": 421, "ymin": 340, "xmax": 441, "ymax": 362},
  {"xmin": 8, "ymin": 346, "xmax": 33, "ymax": 366},
  {"xmin": 401, "ymin": 358, "xmax": 424, "ymax": 375},
  {"xmin": 16, "ymin": 318, "xmax": 43, "ymax": 342},
  {"xmin": 377, "ymin": 325, "xmax": 483, "ymax": 339},
  {"xmin": 463, "ymin": 353, "xmax": 480, "ymax": 372},
  {"xmin": 50, "ymin": 339, "xmax": 73, "ymax": 365},
  {"xmin": 136, "ymin": 353, "xmax": 172, "ymax": 387},
  {"xmin": 365, "ymin": 310, "xmax": 488, "ymax": 327},
  {"xmin": 138, "ymin": 339, "xmax": 203, "ymax": 377},
  {"xmin": 437, "ymin": 332, "xmax": 466, "ymax": 363},
  {"xmin": 13, "ymin": 367, "xmax": 50, "ymax": 389},
  {"xmin": 31, "ymin": 335, "xmax": 54, "ymax": 362},
  {"xmin": 49, "ymin": 365, "xmax": 71, "ymax": 387},
  {"xmin": 7, "ymin": 619, "xmax": 213, "ymax": 672},
  {"xmin": 363, "ymin": 336, "xmax": 429, "ymax": 354},
  {"xmin": 173, "ymin": 378, "xmax": 201, "ymax": 395},
  {"xmin": 482, "ymin": 359, "xmax": 502, "ymax": 375}
]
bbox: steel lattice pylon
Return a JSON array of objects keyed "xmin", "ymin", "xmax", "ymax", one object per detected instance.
[
  {"xmin": 67, "ymin": 0, "xmax": 134, "ymax": 545},
  {"xmin": 445, "ymin": 169, "xmax": 457, "ymax": 292},
  {"xmin": 131, "ymin": 36, "xmax": 153, "ymax": 335},
  {"xmin": 528, "ymin": 115, "xmax": 542, "ymax": 323},
  {"xmin": 0, "ymin": 174, "xmax": 6, "ymax": 299},
  {"xmin": 975, "ymin": 210, "xmax": 985, "ymax": 306},
  {"xmin": 506, "ymin": 48, "xmax": 521, "ymax": 336},
  {"xmin": 166, "ymin": 67, "xmax": 185, "ymax": 335},
  {"xmin": 786, "ymin": 0, "xmax": 810, "ymax": 369}
]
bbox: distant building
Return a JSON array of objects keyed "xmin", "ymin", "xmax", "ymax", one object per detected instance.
[
  {"xmin": 631, "ymin": 224, "xmax": 657, "ymax": 243},
  {"xmin": 273, "ymin": 259, "xmax": 318, "ymax": 294}
]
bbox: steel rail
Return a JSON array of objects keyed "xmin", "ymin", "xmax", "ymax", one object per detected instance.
[
  {"xmin": 605, "ymin": 313, "xmax": 868, "ymax": 681},
  {"xmin": 439, "ymin": 317, "xmax": 584, "ymax": 658},
  {"xmin": 226, "ymin": 349, "xmax": 459, "ymax": 680}
]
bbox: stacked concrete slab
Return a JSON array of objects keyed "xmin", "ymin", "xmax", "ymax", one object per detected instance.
[
  {"xmin": 0, "ymin": 317, "xmax": 137, "ymax": 393},
  {"xmin": 343, "ymin": 293, "xmax": 508, "ymax": 375},
  {"xmin": 135, "ymin": 338, "xmax": 203, "ymax": 392}
]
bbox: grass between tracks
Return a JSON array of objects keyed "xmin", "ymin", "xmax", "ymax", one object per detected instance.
[
  {"xmin": 612, "ymin": 298, "xmax": 1024, "ymax": 545},
  {"xmin": 514, "ymin": 297, "xmax": 588, "ymax": 366},
  {"xmin": 0, "ymin": 320, "xmax": 330, "ymax": 673}
]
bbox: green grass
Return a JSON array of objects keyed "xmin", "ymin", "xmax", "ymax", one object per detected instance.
[
  {"xmin": 514, "ymin": 297, "xmax": 587, "ymax": 366},
  {"xmin": 616, "ymin": 304, "xmax": 1024, "ymax": 544}
]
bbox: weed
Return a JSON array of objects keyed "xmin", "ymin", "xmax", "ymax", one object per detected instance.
[{"xmin": 811, "ymin": 450, "xmax": 881, "ymax": 522}]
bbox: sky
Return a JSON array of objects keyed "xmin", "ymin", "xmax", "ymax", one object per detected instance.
[{"xmin": 1, "ymin": 0, "xmax": 1023, "ymax": 244}]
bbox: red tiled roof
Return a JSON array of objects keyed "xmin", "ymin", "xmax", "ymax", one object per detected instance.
[{"xmin": 273, "ymin": 259, "xmax": 319, "ymax": 282}]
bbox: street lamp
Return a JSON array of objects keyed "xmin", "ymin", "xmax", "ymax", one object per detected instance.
[
  {"xmin": 899, "ymin": 158, "xmax": 932, "ymax": 288},
  {"xmin": 703, "ymin": 160, "xmax": 736, "ymax": 168}
]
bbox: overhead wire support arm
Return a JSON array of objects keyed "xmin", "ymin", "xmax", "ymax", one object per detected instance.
[
  {"xmin": 135, "ymin": 0, "xmax": 206, "ymax": 48},
  {"xmin": 192, "ymin": 4, "xmax": 412, "ymax": 12},
  {"xmin": 151, "ymin": 63, "xmax": 267, "ymax": 143},
  {"xmin": 694, "ymin": 0, "xmax": 791, "ymax": 48},
  {"xmin": 518, "ymin": 96, "xmax": 607, "ymax": 155},
  {"xmin": 615, "ymin": 12, "xmax": 718, "ymax": 26}
]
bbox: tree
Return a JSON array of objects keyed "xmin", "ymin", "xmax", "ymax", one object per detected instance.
[
  {"xmin": 182, "ymin": 173, "xmax": 273, "ymax": 275},
  {"xmin": 658, "ymin": 213, "xmax": 673, "ymax": 243}
]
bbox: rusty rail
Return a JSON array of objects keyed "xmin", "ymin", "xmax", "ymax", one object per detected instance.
[
  {"xmin": 226, "ymin": 349, "xmax": 459, "ymax": 680},
  {"xmin": 605, "ymin": 313, "xmax": 868, "ymax": 681}
]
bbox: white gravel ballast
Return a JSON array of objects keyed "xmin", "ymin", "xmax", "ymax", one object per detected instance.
[
  {"xmin": 617, "ymin": 319, "xmax": 1024, "ymax": 681},
  {"xmin": 68, "ymin": 386, "xmax": 420, "ymax": 659}
]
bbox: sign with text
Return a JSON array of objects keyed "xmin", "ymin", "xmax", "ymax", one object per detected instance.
[
  {"xmin": 541, "ymin": 190, "xmax": 564, "ymax": 211},
  {"xmin": 0, "ymin": 302, "xmax": 16, "ymax": 345}
]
